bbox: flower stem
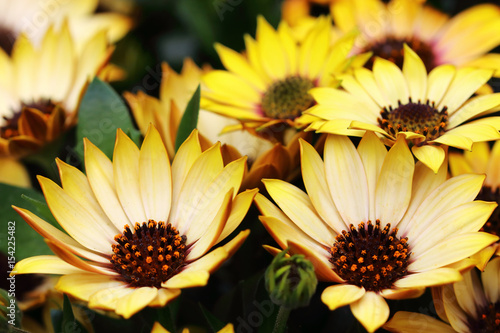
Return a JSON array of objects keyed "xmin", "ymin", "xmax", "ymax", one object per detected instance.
[{"xmin": 272, "ymin": 306, "xmax": 291, "ymax": 333}]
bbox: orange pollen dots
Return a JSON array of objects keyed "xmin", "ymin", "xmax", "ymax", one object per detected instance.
[
  {"xmin": 363, "ymin": 36, "xmax": 436, "ymax": 71},
  {"xmin": 261, "ymin": 76, "xmax": 315, "ymax": 120},
  {"xmin": 110, "ymin": 220, "xmax": 187, "ymax": 288},
  {"xmin": 476, "ymin": 186, "xmax": 500, "ymax": 237},
  {"xmin": 467, "ymin": 301, "xmax": 500, "ymax": 332},
  {"xmin": 378, "ymin": 98, "xmax": 448, "ymax": 142},
  {"xmin": 329, "ymin": 220, "xmax": 411, "ymax": 292}
]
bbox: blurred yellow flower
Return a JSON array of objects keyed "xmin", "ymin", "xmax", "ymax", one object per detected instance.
[
  {"xmin": 306, "ymin": 46, "xmax": 500, "ymax": 172},
  {"xmin": 11, "ymin": 126, "xmax": 256, "ymax": 319},
  {"xmin": 330, "ymin": 0, "xmax": 500, "ymax": 75},
  {"xmin": 384, "ymin": 257, "xmax": 500, "ymax": 332},
  {"xmin": 255, "ymin": 131, "xmax": 498, "ymax": 332}
]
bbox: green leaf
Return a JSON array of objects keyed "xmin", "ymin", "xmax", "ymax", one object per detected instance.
[
  {"xmin": 199, "ymin": 303, "xmax": 225, "ymax": 332},
  {"xmin": 74, "ymin": 78, "xmax": 141, "ymax": 161},
  {"xmin": 0, "ymin": 184, "xmax": 59, "ymax": 260},
  {"xmin": 174, "ymin": 85, "xmax": 200, "ymax": 152},
  {"xmin": 59, "ymin": 294, "xmax": 87, "ymax": 333}
]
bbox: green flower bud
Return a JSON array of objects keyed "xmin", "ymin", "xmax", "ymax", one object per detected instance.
[{"xmin": 265, "ymin": 248, "xmax": 318, "ymax": 309}]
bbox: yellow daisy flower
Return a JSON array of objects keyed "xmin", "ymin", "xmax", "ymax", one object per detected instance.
[
  {"xmin": 0, "ymin": 0, "xmax": 131, "ymax": 55},
  {"xmin": 0, "ymin": 22, "xmax": 113, "ymax": 158},
  {"xmin": 305, "ymin": 45, "xmax": 500, "ymax": 172},
  {"xmin": 449, "ymin": 141, "xmax": 500, "ymax": 268},
  {"xmin": 10, "ymin": 126, "xmax": 257, "ymax": 319},
  {"xmin": 384, "ymin": 257, "xmax": 500, "ymax": 333},
  {"xmin": 255, "ymin": 131, "xmax": 498, "ymax": 332},
  {"xmin": 330, "ymin": 0, "xmax": 500, "ymax": 75},
  {"xmin": 201, "ymin": 15, "xmax": 361, "ymax": 135}
]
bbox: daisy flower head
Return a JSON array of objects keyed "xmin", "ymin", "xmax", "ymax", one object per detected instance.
[
  {"xmin": 10, "ymin": 126, "xmax": 257, "ymax": 319},
  {"xmin": 201, "ymin": 15, "xmax": 362, "ymax": 139},
  {"xmin": 0, "ymin": 22, "xmax": 114, "ymax": 158},
  {"xmin": 255, "ymin": 131, "xmax": 499, "ymax": 332},
  {"xmin": 306, "ymin": 45, "xmax": 500, "ymax": 172},
  {"xmin": 330, "ymin": 0, "xmax": 500, "ymax": 74},
  {"xmin": 449, "ymin": 141, "xmax": 500, "ymax": 267},
  {"xmin": 384, "ymin": 257, "xmax": 500, "ymax": 333}
]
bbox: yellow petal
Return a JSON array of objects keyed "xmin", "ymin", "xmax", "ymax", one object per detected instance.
[
  {"xmin": 350, "ymin": 291, "xmax": 390, "ymax": 333},
  {"xmin": 395, "ymin": 268, "xmax": 462, "ymax": 289},
  {"xmin": 149, "ymin": 288, "xmax": 181, "ymax": 307},
  {"xmin": 57, "ymin": 273, "xmax": 127, "ymax": 302},
  {"xmin": 411, "ymin": 145, "xmax": 445, "ymax": 173},
  {"xmin": 163, "ymin": 270, "xmax": 210, "ymax": 289},
  {"xmin": 447, "ymin": 93, "xmax": 500, "ymax": 128},
  {"xmin": 384, "ymin": 311, "xmax": 456, "ymax": 333},
  {"xmin": 482, "ymin": 257, "xmax": 500, "ymax": 304},
  {"xmin": 12, "ymin": 255, "xmax": 84, "ymax": 276},
  {"xmin": 321, "ymin": 284, "xmax": 365, "ymax": 311},
  {"xmin": 0, "ymin": 157, "xmax": 30, "ymax": 187},
  {"xmin": 402, "ymin": 44, "xmax": 427, "ymax": 102},
  {"xmin": 426, "ymin": 64, "xmax": 455, "ymax": 107},
  {"xmin": 116, "ymin": 287, "xmax": 158, "ymax": 319},
  {"xmin": 256, "ymin": 16, "xmax": 288, "ymax": 79},
  {"xmin": 373, "ymin": 57, "xmax": 409, "ymax": 107}
]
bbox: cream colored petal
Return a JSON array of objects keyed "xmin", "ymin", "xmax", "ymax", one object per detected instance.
[
  {"xmin": 394, "ymin": 268, "xmax": 462, "ymax": 289},
  {"xmin": 163, "ymin": 270, "xmax": 210, "ymax": 289},
  {"xmin": 411, "ymin": 145, "xmax": 445, "ymax": 174},
  {"xmin": 12, "ymin": 256, "xmax": 85, "ymax": 276},
  {"xmin": 88, "ymin": 285, "xmax": 134, "ymax": 311},
  {"xmin": 300, "ymin": 139, "xmax": 345, "ymax": 232},
  {"xmin": 324, "ymin": 134, "xmax": 369, "ymax": 227},
  {"xmin": 482, "ymin": 257, "xmax": 500, "ymax": 304},
  {"xmin": 114, "ymin": 129, "xmax": 146, "ymax": 225},
  {"xmin": 432, "ymin": 133, "xmax": 473, "ymax": 151},
  {"xmin": 350, "ymin": 291, "xmax": 390, "ymax": 333},
  {"xmin": 263, "ymin": 179, "xmax": 335, "ymax": 246},
  {"xmin": 316, "ymin": 119, "xmax": 368, "ymax": 137},
  {"xmin": 379, "ymin": 288, "xmax": 425, "ymax": 300},
  {"xmin": 139, "ymin": 125, "xmax": 172, "ymax": 222},
  {"xmin": 183, "ymin": 247, "xmax": 228, "ymax": 274},
  {"xmin": 487, "ymin": 140, "xmax": 500, "ymax": 190},
  {"xmin": 57, "ymin": 273, "xmax": 127, "ymax": 302},
  {"xmin": 38, "ymin": 176, "xmax": 113, "ymax": 253},
  {"xmin": 465, "ymin": 141, "xmax": 490, "ymax": 174},
  {"xmin": 409, "ymin": 201, "xmax": 497, "ymax": 255},
  {"xmin": 56, "ymin": 159, "xmax": 119, "ymax": 237},
  {"xmin": 402, "ymin": 44, "xmax": 427, "ymax": 102},
  {"xmin": 375, "ymin": 135, "xmax": 414, "ymax": 225},
  {"xmin": 447, "ymin": 93, "xmax": 500, "ymax": 128},
  {"xmin": 453, "ymin": 269, "xmax": 487, "ymax": 318},
  {"xmin": 409, "ymin": 233, "xmax": 499, "ymax": 272},
  {"xmin": 354, "ymin": 67, "xmax": 386, "ymax": 107},
  {"xmin": 442, "ymin": 123, "xmax": 500, "ymax": 143},
  {"xmin": 149, "ymin": 288, "xmax": 181, "ymax": 307},
  {"xmin": 254, "ymin": 193, "xmax": 294, "ymax": 225},
  {"xmin": 426, "ymin": 65, "xmax": 455, "ymax": 107},
  {"xmin": 373, "ymin": 57, "xmax": 409, "ymax": 107},
  {"xmin": 321, "ymin": 284, "xmax": 365, "ymax": 311},
  {"xmin": 171, "ymin": 143, "xmax": 223, "ymax": 232},
  {"xmin": 13, "ymin": 206, "xmax": 109, "ymax": 263},
  {"xmin": 448, "ymin": 153, "xmax": 474, "ymax": 176},
  {"xmin": 115, "ymin": 287, "xmax": 158, "ymax": 319},
  {"xmin": 215, "ymin": 189, "xmax": 257, "ymax": 244},
  {"xmin": 287, "ymin": 240, "xmax": 343, "ymax": 283},
  {"xmin": 384, "ymin": 311, "xmax": 456, "ymax": 333},
  {"xmin": 398, "ymin": 160, "xmax": 447, "ymax": 235},
  {"xmin": 85, "ymin": 138, "xmax": 130, "ymax": 230},
  {"xmin": 442, "ymin": 284, "xmax": 470, "ymax": 333},
  {"xmin": 403, "ymin": 174, "xmax": 485, "ymax": 241},
  {"xmin": 185, "ymin": 189, "xmax": 231, "ymax": 261},
  {"xmin": 437, "ymin": 68, "xmax": 493, "ymax": 114},
  {"xmin": 338, "ymin": 73, "xmax": 380, "ymax": 113}
]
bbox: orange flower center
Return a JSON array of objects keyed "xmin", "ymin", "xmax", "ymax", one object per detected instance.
[
  {"xmin": 363, "ymin": 36, "xmax": 436, "ymax": 71},
  {"xmin": 467, "ymin": 301, "xmax": 500, "ymax": 332},
  {"xmin": 111, "ymin": 220, "xmax": 188, "ymax": 288},
  {"xmin": 329, "ymin": 220, "xmax": 411, "ymax": 292},
  {"xmin": 0, "ymin": 24, "xmax": 15, "ymax": 55},
  {"xmin": 1, "ymin": 100, "xmax": 59, "ymax": 140},
  {"xmin": 377, "ymin": 98, "xmax": 448, "ymax": 141},
  {"xmin": 477, "ymin": 186, "xmax": 500, "ymax": 238},
  {"xmin": 261, "ymin": 76, "xmax": 315, "ymax": 119}
]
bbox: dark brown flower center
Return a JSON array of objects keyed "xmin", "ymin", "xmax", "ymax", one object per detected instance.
[
  {"xmin": 329, "ymin": 220, "xmax": 411, "ymax": 292},
  {"xmin": 467, "ymin": 301, "xmax": 500, "ymax": 333},
  {"xmin": 1, "ymin": 100, "xmax": 58, "ymax": 139},
  {"xmin": 0, "ymin": 24, "xmax": 15, "ymax": 55},
  {"xmin": 476, "ymin": 186, "xmax": 500, "ymax": 237},
  {"xmin": 111, "ymin": 220, "xmax": 187, "ymax": 288},
  {"xmin": 363, "ymin": 36, "xmax": 436, "ymax": 71},
  {"xmin": 377, "ymin": 98, "xmax": 448, "ymax": 141},
  {"xmin": 261, "ymin": 76, "xmax": 315, "ymax": 119}
]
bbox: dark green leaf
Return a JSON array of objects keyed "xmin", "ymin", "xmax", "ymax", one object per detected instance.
[
  {"xmin": 0, "ymin": 184, "xmax": 58, "ymax": 260},
  {"xmin": 174, "ymin": 85, "xmax": 200, "ymax": 152},
  {"xmin": 199, "ymin": 303, "xmax": 225, "ymax": 332},
  {"xmin": 61, "ymin": 294, "xmax": 87, "ymax": 333},
  {"xmin": 75, "ymin": 78, "xmax": 141, "ymax": 161}
]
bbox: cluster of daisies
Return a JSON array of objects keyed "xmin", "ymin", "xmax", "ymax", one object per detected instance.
[{"xmin": 2, "ymin": 0, "xmax": 500, "ymax": 332}]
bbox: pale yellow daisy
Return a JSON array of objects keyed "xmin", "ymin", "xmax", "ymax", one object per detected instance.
[
  {"xmin": 255, "ymin": 131, "xmax": 498, "ymax": 332},
  {"xmin": 11, "ymin": 126, "xmax": 257, "ymax": 319},
  {"xmin": 305, "ymin": 45, "xmax": 500, "ymax": 172}
]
